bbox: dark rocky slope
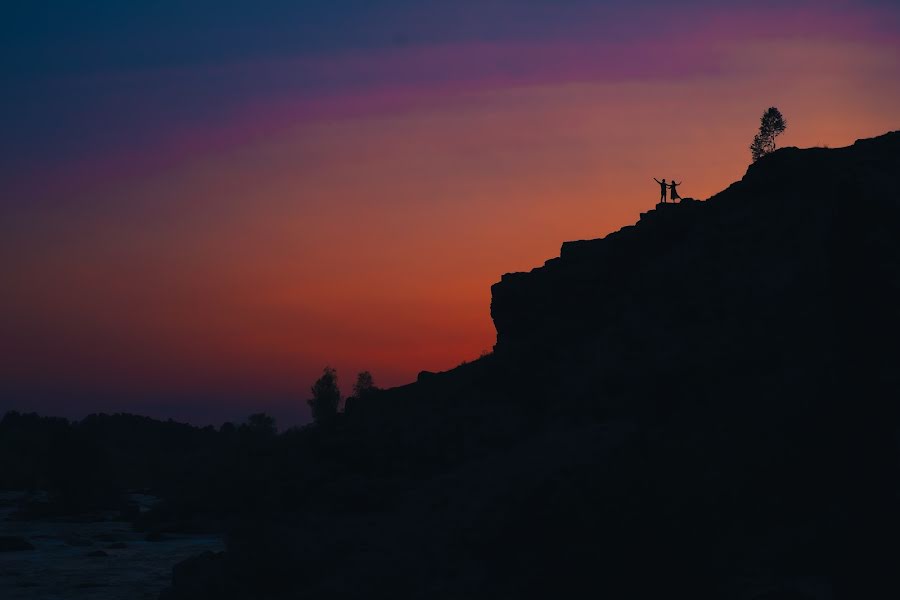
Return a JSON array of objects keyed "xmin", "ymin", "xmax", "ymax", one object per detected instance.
[
  {"xmin": 164, "ymin": 131, "xmax": 900, "ymax": 599},
  {"xmin": 490, "ymin": 131, "xmax": 900, "ymax": 413}
]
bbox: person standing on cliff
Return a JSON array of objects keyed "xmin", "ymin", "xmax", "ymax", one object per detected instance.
[
  {"xmin": 669, "ymin": 180, "xmax": 682, "ymax": 202},
  {"xmin": 653, "ymin": 178, "xmax": 667, "ymax": 203}
]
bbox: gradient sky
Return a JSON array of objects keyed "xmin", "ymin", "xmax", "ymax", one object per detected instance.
[{"xmin": 2, "ymin": 1, "xmax": 899, "ymax": 425}]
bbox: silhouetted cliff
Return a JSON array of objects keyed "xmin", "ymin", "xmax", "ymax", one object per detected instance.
[
  {"xmin": 489, "ymin": 131, "xmax": 900, "ymax": 415},
  {"xmin": 154, "ymin": 131, "xmax": 900, "ymax": 598}
]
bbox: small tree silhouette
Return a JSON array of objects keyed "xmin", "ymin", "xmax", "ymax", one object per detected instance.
[
  {"xmin": 750, "ymin": 107, "xmax": 787, "ymax": 162},
  {"xmin": 353, "ymin": 371, "xmax": 375, "ymax": 398},
  {"xmin": 308, "ymin": 366, "xmax": 341, "ymax": 424},
  {"xmin": 343, "ymin": 371, "xmax": 378, "ymax": 415}
]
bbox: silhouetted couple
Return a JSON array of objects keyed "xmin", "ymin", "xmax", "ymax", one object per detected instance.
[{"xmin": 653, "ymin": 178, "xmax": 682, "ymax": 203}]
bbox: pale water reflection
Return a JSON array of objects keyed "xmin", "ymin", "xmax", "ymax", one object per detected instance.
[{"xmin": 0, "ymin": 492, "xmax": 222, "ymax": 600}]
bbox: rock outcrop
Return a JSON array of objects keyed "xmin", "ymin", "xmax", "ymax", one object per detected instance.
[
  {"xmin": 161, "ymin": 131, "xmax": 900, "ymax": 600},
  {"xmin": 489, "ymin": 131, "xmax": 900, "ymax": 414}
]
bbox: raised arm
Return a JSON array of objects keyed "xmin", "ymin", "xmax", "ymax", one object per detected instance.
[{"xmin": 653, "ymin": 178, "xmax": 661, "ymax": 184}]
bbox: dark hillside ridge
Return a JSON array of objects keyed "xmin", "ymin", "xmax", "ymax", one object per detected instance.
[
  {"xmin": 162, "ymin": 131, "xmax": 900, "ymax": 599},
  {"xmin": 485, "ymin": 131, "xmax": 900, "ymax": 411}
]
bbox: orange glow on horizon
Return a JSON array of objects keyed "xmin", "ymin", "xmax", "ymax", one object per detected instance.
[{"xmin": 3, "ymin": 34, "xmax": 899, "ymax": 421}]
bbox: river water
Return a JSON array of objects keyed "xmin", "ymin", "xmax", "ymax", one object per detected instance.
[{"xmin": 0, "ymin": 492, "xmax": 223, "ymax": 600}]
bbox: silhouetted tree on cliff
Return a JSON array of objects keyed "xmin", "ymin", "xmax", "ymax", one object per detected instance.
[
  {"xmin": 344, "ymin": 371, "xmax": 378, "ymax": 414},
  {"xmin": 750, "ymin": 106, "xmax": 787, "ymax": 162},
  {"xmin": 353, "ymin": 371, "xmax": 375, "ymax": 398},
  {"xmin": 308, "ymin": 367, "xmax": 341, "ymax": 424},
  {"xmin": 344, "ymin": 371, "xmax": 378, "ymax": 415}
]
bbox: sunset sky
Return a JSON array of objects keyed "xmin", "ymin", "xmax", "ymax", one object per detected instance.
[{"xmin": 2, "ymin": 1, "xmax": 899, "ymax": 425}]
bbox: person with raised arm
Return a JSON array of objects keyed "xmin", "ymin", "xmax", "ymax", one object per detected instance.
[{"xmin": 653, "ymin": 178, "xmax": 667, "ymax": 203}]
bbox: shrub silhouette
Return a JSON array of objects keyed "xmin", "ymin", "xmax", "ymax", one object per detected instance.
[
  {"xmin": 245, "ymin": 413, "xmax": 276, "ymax": 436},
  {"xmin": 352, "ymin": 371, "xmax": 375, "ymax": 398},
  {"xmin": 750, "ymin": 106, "xmax": 787, "ymax": 162},
  {"xmin": 308, "ymin": 366, "xmax": 341, "ymax": 424},
  {"xmin": 344, "ymin": 371, "xmax": 377, "ymax": 415}
]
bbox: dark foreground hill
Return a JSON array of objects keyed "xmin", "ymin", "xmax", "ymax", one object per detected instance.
[
  {"xmin": 6, "ymin": 132, "xmax": 899, "ymax": 599},
  {"xmin": 160, "ymin": 131, "xmax": 900, "ymax": 599}
]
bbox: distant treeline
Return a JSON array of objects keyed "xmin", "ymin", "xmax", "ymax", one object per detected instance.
[
  {"xmin": 0, "ymin": 360, "xmax": 518, "ymax": 536},
  {"xmin": 0, "ymin": 410, "xmax": 270, "ymax": 524},
  {"xmin": 0, "ymin": 367, "xmax": 379, "ymax": 519}
]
